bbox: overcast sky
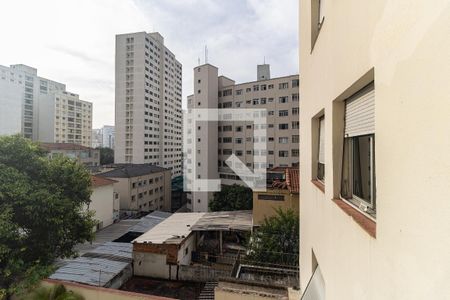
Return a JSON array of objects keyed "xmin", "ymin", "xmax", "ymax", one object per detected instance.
[{"xmin": 0, "ymin": 0, "xmax": 298, "ymax": 128}]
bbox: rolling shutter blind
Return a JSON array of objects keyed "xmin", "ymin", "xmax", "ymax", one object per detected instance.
[
  {"xmin": 344, "ymin": 83, "xmax": 375, "ymax": 137},
  {"xmin": 318, "ymin": 117, "xmax": 325, "ymax": 164}
]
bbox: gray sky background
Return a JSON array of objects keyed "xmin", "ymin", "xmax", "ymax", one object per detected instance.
[{"xmin": 0, "ymin": 0, "xmax": 298, "ymax": 128}]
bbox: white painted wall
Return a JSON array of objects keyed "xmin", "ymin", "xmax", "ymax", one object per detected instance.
[{"xmin": 90, "ymin": 184, "xmax": 114, "ymax": 231}]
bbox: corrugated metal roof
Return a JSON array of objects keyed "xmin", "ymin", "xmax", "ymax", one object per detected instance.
[
  {"xmin": 128, "ymin": 211, "xmax": 172, "ymax": 233},
  {"xmin": 190, "ymin": 210, "xmax": 253, "ymax": 232},
  {"xmin": 82, "ymin": 242, "xmax": 132, "ymax": 262},
  {"xmin": 49, "ymin": 256, "xmax": 129, "ymax": 287},
  {"xmin": 133, "ymin": 213, "xmax": 205, "ymax": 244}
]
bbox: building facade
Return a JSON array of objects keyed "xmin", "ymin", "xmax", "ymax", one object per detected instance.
[
  {"xmin": 0, "ymin": 64, "xmax": 92, "ymax": 146},
  {"xmin": 99, "ymin": 164, "xmax": 172, "ymax": 214},
  {"xmin": 41, "ymin": 143, "xmax": 100, "ymax": 167},
  {"xmin": 253, "ymin": 167, "xmax": 299, "ymax": 225},
  {"xmin": 299, "ymin": 0, "xmax": 450, "ymax": 299},
  {"xmin": 92, "ymin": 125, "xmax": 115, "ymax": 149},
  {"xmin": 115, "ymin": 32, "xmax": 182, "ymax": 178},
  {"xmin": 185, "ymin": 64, "xmax": 299, "ymax": 212},
  {"xmin": 90, "ymin": 176, "xmax": 119, "ymax": 231}
]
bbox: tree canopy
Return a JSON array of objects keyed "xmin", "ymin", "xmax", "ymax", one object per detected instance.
[
  {"xmin": 97, "ymin": 147, "xmax": 114, "ymax": 165},
  {"xmin": 209, "ymin": 184, "xmax": 253, "ymax": 211},
  {"xmin": 0, "ymin": 135, "xmax": 95, "ymax": 297},
  {"xmin": 246, "ymin": 208, "xmax": 299, "ymax": 266}
]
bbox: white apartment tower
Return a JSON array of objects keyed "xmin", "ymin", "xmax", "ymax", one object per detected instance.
[
  {"xmin": 186, "ymin": 64, "xmax": 299, "ymax": 212},
  {"xmin": 115, "ymin": 32, "xmax": 182, "ymax": 178},
  {"xmin": 0, "ymin": 64, "xmax": 92, "ymax": 147}
]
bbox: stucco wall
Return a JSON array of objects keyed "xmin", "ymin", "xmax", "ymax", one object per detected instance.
[
  {"xmin": 253, "ymin": 190, "xmax": 299, "ymax": 225},
  {"xmin": 90, "ymin": 184, "xmax": 114, "ymax": 230},
  {"xmin": 299, "ymin": 0, "xmax": 450, "ymax": 299}
]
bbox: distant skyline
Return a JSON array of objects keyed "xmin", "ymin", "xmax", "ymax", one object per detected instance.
[{"xmin": 0, "ymin": 0, "xmax": 298, "ymax": 128}]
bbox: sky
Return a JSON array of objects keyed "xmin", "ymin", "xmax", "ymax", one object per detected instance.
[{"xmin": 0, "ymin": 0, "xmax": 298, "ymax": 128}]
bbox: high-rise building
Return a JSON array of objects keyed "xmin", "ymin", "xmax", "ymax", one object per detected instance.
[
  {"xmin": 185, "ymin": 63, "xmax": 299, "ymax": 212},
  {"xmin": 0, "ymin": 64, "xmax": 93, "ymax": 147},
  {"xmin": 92, "ymin": 125, "xmax": 115, "ymax": 149},
  {"xmin": 298, "ymin": 0, "xmax": 450, "ymax": 299},
  {"xmin": 115, "ymin": 32, "xmax": 182, "ymax": 178}
]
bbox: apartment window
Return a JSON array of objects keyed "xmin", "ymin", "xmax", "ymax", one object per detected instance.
[
  {"xmin": 292, "ymin": 79, "xmax": 299, "ymax": 87},
  {"xmin": 292, "ymin": 135, "xmax": 299, "ymax": 143},
  {"xmin": 292, "ymin": 149, "xmax": 299, "ymax": 157},
  {"xmin": 260, "ymin": 98, "xmax": 267, "ymax": 104},
  {"xmin": 279, "ymin": 151, "xmax": 289, "ymax": 157},
  {"xmin": 253, "ymin": 99, "xmax": 259, "ymax": 105},
  {"xmin": 292, "ymin": 121, "xmax": 300, "ymax": 129},
  {"xmin": 268, "ymin": 111, "xmax": 274, "ymax": 116},
  {"xmin": 292, "ymin": 107, "xmax": 299, "ymax": 115},
  {"xmin": 279, "ymin": 110, "xmax": 289, "ymax": 117},
  {"xmin": 292, "ymin": 93, "xmax": 299, "ymax": 102},
  {"xmin": 236, "ymin": 126, "xmax": 242, "ymax": 132},
  {"xmin": 253, "ymin": 85, "xmax": 259, "ymax": 91},
  {"xmin": 246, "ymin": 87, "xmax": 251, "ymax": 92},
  {"xmin": 261, "ymin": 84, "xmax": 267, "ymax": 90},
  {"xmin": 279, "ymin": 96, "xmax": 288, "ymax": 103},
  {"xmin": 223, "ymin": 89, "xmax": 232, "ymax": 96},
  {"xmin": 235, "ymin": 138, "xmax": 242, "ymax": 144},
  {"xmin": 279, "ymin": 137, "xmax": 289, "ymax": 144},
  {"xmin": 236, "ymin": 89, "xmax": 243, "ymax": 95},
  {"xmin": 341, "ymin": 83, "xmax": 376, "ymax": 214},
  {"xmin": 317, "ymin": 117, "xmax": 325, "ymax": 182},
  {"xmin": 279, "ymin": 82, "xmax": 288, "ymax": 89},
  {"xmin": 311, "ymin": 0, "xmax": 325, "ymax": 51},
  {"xmin": 223, "ymin": 137, "xmax": 232, "ymax": 143},
  {"xmin": 279, "ymin": 124, "xmax": 289, "ymax": 130}
]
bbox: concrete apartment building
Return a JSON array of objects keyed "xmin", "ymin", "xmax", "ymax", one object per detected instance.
[
  {"xmin": 299, "ymin": 1, "xmax": 450, "ymax": 299},
  {"xmin": 90, "ymin": 176, "xmax": 119, "ymax": 231},
  {"xmin": 99, "ymin": 164, "xmax": 172, "ymax": 213},
  {"xmin": 40, "ymin": 142, "xmax": 100, "ymax": 167},
  {"xmin": 186, "ymin": 64, "xmax": 299, "ymax": 212},
  {"xmin": 115, "ymin": 32, "xmax": 182, "ymax": 178},
  {"xmin": 0, "ymin": 64, "xmax": 92, "ymax": 147},
  {"xmin": 92, "ymin": 125, "xmax": 115, "ymax": 149}
]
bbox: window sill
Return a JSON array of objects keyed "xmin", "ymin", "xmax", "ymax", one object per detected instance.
[
  {"xmin": 311, "ymin": 179, "xmax": 325, "ymax": 193},
  {"xmin": 332, "ymin": 198, "xmax": 376, "ymax": 238}
]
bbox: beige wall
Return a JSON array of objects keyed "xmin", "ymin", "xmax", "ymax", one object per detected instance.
[
  {"xmin": 109, "ymin": 169, "xmax": 171, "ymax": 213},
  {"xmin": 299, "ymin": 0, "xmax": 450, "ymax": 299},
  {"xmin": 42, "ymin": 279, "xmax": 171, "ymax": 300},
  {"xmin": 253, "ymin": 190, "xmax": 299, "ymax": 225},
  {"xmin": 90, "ymin": 184, "xmax": 115, "ymax": 231}
]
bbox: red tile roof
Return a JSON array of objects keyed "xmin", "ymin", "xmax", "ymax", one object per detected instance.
[
  {"xmin": 286, "ymin": 168, "xmax": 299, "ymax": 194},
  {"xmin": 91, "ymin": 175, "xmax": 117, "ymax": 187},
  {"xmin": 40, "ymin": 142, "xmax": 95, "ymax": 151}
]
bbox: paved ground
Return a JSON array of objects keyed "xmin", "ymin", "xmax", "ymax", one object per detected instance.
[{"xmin": 75, "ymin": 219, "xmax": 140, "ymax": 255}]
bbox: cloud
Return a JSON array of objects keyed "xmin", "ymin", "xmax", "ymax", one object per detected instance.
[{"xmin": 0, "ymin": 0, "xmax": 298, "ymax": 127}]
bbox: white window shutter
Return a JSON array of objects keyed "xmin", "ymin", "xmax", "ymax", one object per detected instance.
[{"xmin": 344, "ymin": 83, "xmax": 375, "ymax": 137}]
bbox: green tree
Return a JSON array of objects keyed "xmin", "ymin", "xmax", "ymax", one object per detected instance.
[
  {"xmin": 24, "ymin": 284, "xmax": 84, "ymax": 300},
  {"xmin": 0, "ymin": 135, "xmax": 95, "ymax": 297},
  {"xmin": 246, "ymin": 208, "xmax": 299, "ymax": 266},
  {"xmin": 209, "ymin": 184, "xmax": 253, "ymax": 211},
  {"xmin": 97, "ymin": 147, "xmax": 114, "ymax": 165}
]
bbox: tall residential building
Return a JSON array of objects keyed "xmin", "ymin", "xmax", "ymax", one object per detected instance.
[
  {"xmin": 115, "ymin": 32, "xmax": 182, "ymax": 178},
  {"xmin": 0, "ymin": 64, "xmax": 93, "ymax": 147},
  {"xmin": 185, "ymin": 64, "xmax": 299, "ymax": 212},
  {"xmin": 92, "ymin": 125, "xmax": 115, "ymax": 149},
  {"xmin": 299, "ymin": 1, "xmax": 450, "ymax": 299}
]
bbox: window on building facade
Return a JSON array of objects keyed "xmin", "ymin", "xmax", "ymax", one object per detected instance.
[
  {"xmin": 341, "ymin": 83, "xmax": 376, "ymax": 215},
  {"xmin": 279, "ymin": 110, "xmax": 289, "ymax": 117},
  {"xmin": 279, "ymin": 123, "xmax": 289, "ymax": 130},
  {"xmin": 279, "ymin": 96, "xmax": 288, "ymax": 103},
  {"xmin": 279, "ymin": 151, "xmax": 289, "ymax": 157},
  {"xmin": 279, "ymin": 82, "xmax": 288, "ymax": 89},
  {"xmin": 317, "ymin": 116, "xmax": 325, "ymax": 182}
]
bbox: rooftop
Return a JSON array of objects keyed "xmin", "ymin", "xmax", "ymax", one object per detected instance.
[
  {"xmin": 270, "ymin": 167, "xmax": 300, "ymax": 194},
  {"xmin": 128, "ymin": 211, "xmax": 173, "ymax": 234},
  {"xmin": 40, "ymin": 142, "xmax": 95, "ymax": 151},
  {"xmin": 190, "ymin": 210, "xmax": 253, "ymax": 232},
  {"xmin": 91, "ymin": 175, "xmax": 117, "ymax": 187},
  {"xmin": 133, "ymin": 213, "xmax": 205, "ymax": 244},
  {"xmin": 99, "ymin": 164, "xmax": 169, "ymax": 178}
]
